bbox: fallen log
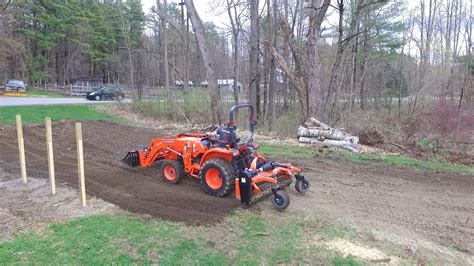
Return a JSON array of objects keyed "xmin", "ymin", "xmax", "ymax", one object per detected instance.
[
  {"xmin": 298, "ymin": 117, "xmax": 359, "ymax": 152},
  {"xmin": 298, "ymin": 126, "xmax": 347, "ymax": 140},
  {"xmin": 298, "ymin": 136, "xmax": 359, "ymax": 152},
  {"xmin": 304, "ymin": 117, "xmax": 330, "ymax": 128}
]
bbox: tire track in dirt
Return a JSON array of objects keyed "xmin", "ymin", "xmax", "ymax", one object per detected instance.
[{"xmin": 290, "ymin": 157, "xmax": 474, "ymax": 258}]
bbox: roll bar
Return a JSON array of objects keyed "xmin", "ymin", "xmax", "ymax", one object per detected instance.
[{"xmin": 228, "ymin": 103, "xmax": 257, "ymax": 144}]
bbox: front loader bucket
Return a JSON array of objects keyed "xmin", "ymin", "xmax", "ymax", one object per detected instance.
[{"xmin": 122, "ymin": 151, "xmax": 141, "ymax": 167}]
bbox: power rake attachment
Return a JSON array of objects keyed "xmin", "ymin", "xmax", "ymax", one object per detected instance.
[
  {"xmin": 121, "ymin": 103, "xmax": 310, "ymax": 210},
  {"xmin": 237, "ymin": 160, "xmax": 310, "ymax": 209}
]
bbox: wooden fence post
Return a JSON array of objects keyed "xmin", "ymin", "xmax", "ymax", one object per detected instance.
[
  {"xmin": 45, "ymin": 117, "xmax": 56, "ymax": 194},
  {"xmin": 75, "ymin": 122, "xmax": 86, "ymax": 207},
  {"xmin": 16, "ymin": 115, "xmax": 27, "ymax": 183}
]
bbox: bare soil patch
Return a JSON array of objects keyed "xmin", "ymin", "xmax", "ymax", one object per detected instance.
[
  {"xmin": 0, "ymin": 121, "xmax": 472, "ymax": 263},
  {"xmin": 0, "ymin": 121, "xmax": 240, "ymax": 224},
  {"xmin": 280, "ymin": 156, "xmax": 474, "ymax": 263}
]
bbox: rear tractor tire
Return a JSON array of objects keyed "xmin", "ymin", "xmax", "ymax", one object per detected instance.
[
  {"xmin": 160, "ymin": 160, "xmax": 184, "ymax": 184},
  {"xmin": 200, "ymin": 158, "xmax": 234, "ymax": 197}
]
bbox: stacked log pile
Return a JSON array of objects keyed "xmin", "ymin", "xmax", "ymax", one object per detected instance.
[{"xmin": 298, "ymin": 118, "xmax": 359, "ymax": 152}]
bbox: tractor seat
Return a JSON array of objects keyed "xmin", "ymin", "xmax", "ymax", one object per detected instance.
[
  {"xmin": 238, "ymin": 142, "xmax": 259, "ymax": 149},
  {"xmin": 249, "ymin": 142, "xmax": 260, "ymax": 149}
]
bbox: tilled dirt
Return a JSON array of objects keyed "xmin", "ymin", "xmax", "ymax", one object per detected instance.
[
  {"xmin": 0, "ymin": 121, "xmax": 239, "ymax": 224},
  {"xmin": 281, "ymin": 156, "xmax": 474, "ymax": 262},
  {"xmin": 0, "ymin": 121, "xmax": 473, "ymax": 262}
]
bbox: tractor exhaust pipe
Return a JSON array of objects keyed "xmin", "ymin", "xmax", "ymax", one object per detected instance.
[{"xmin": 122, "ymin": 151, "xmax": 140, "ymax": 167}]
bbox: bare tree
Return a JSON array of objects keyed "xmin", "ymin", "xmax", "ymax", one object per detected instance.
[
  {"xmin": 114, "ymin": 10, "xmax": 135, "ymax": 97},
  {"xmin": 184, "ymin": 0, "xmax": 223, "ymax": 123},
  {"xmin": 179, "ymin": 1, "xmax": 189, "ymax": 90},
  {"xmin": 159, "ymin": 0, "xmax": 170, "ymax": 88},
  {"xmin": 267, "ymin": 0, "xmax": 330, "ymax": 121},
  {"xmin": 457, "ymin": 0, "xmax": 473, "ymax": 134},
  {"xmin": 266, "ymin": 0, "xmax": 278, "ymax": 129},
  {"xmin": 226, "ymin": 0, "xmax": 243, "ymax": 104},
  {"xmin": 248, "ymin": 0, "xmax": 260, "ymax": 114}
]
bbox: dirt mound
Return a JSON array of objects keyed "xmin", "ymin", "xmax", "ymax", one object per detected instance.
[
  {"xmin": 0, "ymin": 121, "xmax": 239, "ymax": 224},
  {"xmin": 358, "ymin": 129, "xmax": 384, "ymax": 146}
]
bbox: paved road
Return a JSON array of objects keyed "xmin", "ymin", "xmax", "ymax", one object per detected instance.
[{"xmin": 0, "ymin": 96, "xmax": 131, "ymax": 107}]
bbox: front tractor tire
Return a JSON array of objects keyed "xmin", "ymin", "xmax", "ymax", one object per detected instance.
[
  {"xmin": 200, "ymin": 158, "xmax": 234, "ymax": 197},
  {"xmin": 160, "ymin": 160, "xmax": 184, "ymax": 184}
]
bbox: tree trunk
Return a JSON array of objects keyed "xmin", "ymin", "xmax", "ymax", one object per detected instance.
[
  {"xmin": 153, "ymin": 3, "xmax": 161, "ymax": 86},
  {"xmin": 226, "ymin": 0, "xmax": 240, "ymax": 104},
  {"xmin": 359, "ymin": 24, "xmax": 368, "ymax": 110},
  {"xmin": 232, "ymin": 31, "xmax": 239, "ymax": 104},
  {"xmin": 267, "ymin": 0, "xmax": 277, "ymax": 130},
  {"xmin": 248, "ymin": 0, "xmax": 260, "ymax": 115},
  {"xmin": 324, "ymin": 0, "xmax": 345, "ymax": 119},
  {"xmin": 184, "ymin": 0, "xmax": 223, "ymax": 123},
  {"xmin": 282, "ymin": 0, "xmax": 290, "ymax": 110},
  {"xmin": 181, "ymin": 2, "xmax": 189, "ymax": 90},
  {"xmin": 304, "ymin": 0, "xmax": 330, "ymax": 120},
  {"xmin": 160, "ymin": 0, "xmax": 170, "ymax": 88},
  {"xmin": 262, "ymin": 0, "xmax": 271, "ymax": 120}
]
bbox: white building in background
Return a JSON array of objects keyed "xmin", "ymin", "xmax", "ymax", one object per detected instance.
[
  {"xmin": 199, "ymin": 79, "xmax": 243, "ymax": 92},
  {"xmin": 175, "ymin": 80, "xmax": 194, "ymax": 87}
]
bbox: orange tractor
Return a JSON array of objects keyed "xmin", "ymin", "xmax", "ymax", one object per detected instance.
[{"xmin": 122, "ymin": 104, "xmax": 309, "ymax": 209}]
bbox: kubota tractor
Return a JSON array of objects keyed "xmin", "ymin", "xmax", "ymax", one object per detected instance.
[{"xmin": 122, "ymin": 104, "xmax": 310, "ymax": 210}]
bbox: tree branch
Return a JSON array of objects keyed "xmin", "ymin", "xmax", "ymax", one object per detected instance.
[
  {"xmin": 263, "ymin": 41, "xmax": 305, "ymax": 99},
  {"xmin": 278, "ymin": 15, "xmax": 304, "ymax": 73},
  {"xmin": 1, "ymin": 0, "xmax": 11, "ymax": 11}
]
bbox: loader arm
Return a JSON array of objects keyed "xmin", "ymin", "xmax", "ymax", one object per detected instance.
[
  {"xmin": 140, "ymin": 138, "xmax": 183, "ymax": 167},
  {"xmin": 123, "ymin": 138, "xmax": 183, "ymax": 168}
]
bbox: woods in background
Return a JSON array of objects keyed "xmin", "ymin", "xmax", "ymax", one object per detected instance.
[{"xmin": 0, "ymin": 0, "xmax": 472, "ymax": 131}]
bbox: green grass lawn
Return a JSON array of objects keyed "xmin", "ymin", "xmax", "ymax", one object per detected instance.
[
  {"xmin": 27, "ymin": 87, "xmax": 65, "ymax": 97},
  {"xmin": 259, "ymin": 143, "xmax": 315, "ymax": 159},
  {"xmin": 339, "ymin": 151, "xmax": 474, "ymax": 175},
  {"xmin": 0, "ymin": 105, "xmax": 118, "ymax": 125},
  {"xmin": 258, "ymin": 143, "xmax": 474, "ymax": 175},
  {"xmin": 0, "ymin": 213, "xmax": 362, "ymax": 265}
]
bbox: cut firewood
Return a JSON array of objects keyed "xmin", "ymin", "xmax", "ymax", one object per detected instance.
[
  {"xmin": 298, "ymin": 126, "xmax": 347, "ymax": 140},
  {"xmin": 299, "ymin": 136, "xmax": 359, "ymax": 152},
  {"xmin": 298, "ymin": 117, "xmax": 359, "ymax": 152}
]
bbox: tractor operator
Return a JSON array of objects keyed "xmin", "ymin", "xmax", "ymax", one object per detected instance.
[{"xmin": 206, "ymin": 124, "xmax": 238, "ymax": 148}]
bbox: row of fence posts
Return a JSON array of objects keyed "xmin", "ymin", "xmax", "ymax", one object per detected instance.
[{"xmin": 15, "ymin": 115, "xmax": 87, "ymax": 207}]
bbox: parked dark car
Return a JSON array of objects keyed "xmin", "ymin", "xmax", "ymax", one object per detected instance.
[
  {"xmin": 86, "ymin": 86, "xmax": 125, "ymax": 101},
  {"xmin": 3, "ymin": 80, "xmax": 27, "ymax": 92}
]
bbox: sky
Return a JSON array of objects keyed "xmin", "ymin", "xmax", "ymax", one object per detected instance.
[
  {"xmin": 141, "ymin": 1, "xmax": 419, "ymax": 33},
  {"xmin": 141, "ymin": 0, "xmax": 229, "ymax": 28}
]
